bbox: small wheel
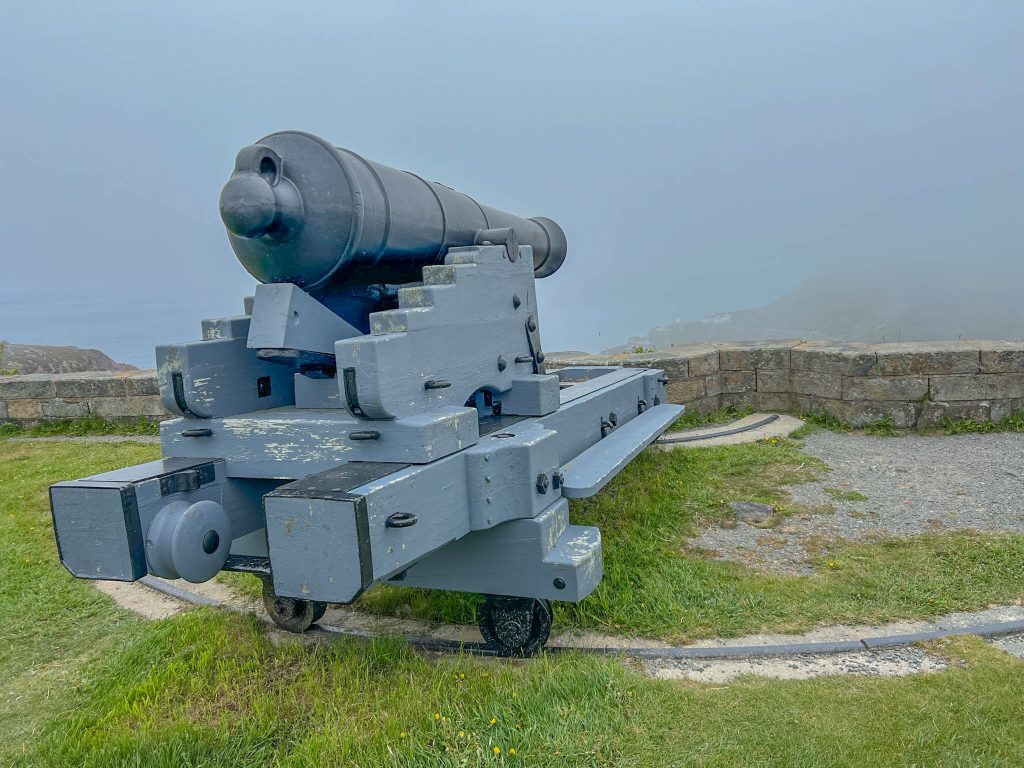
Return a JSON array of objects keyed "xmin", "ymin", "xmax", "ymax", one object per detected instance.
[
  {"xmin": 478, "ymin": 596, "xmax": 552, "ymax": 657},
  {"xmin": 261, "ymin": 578, "xmax": 326, "ymax": 633}
]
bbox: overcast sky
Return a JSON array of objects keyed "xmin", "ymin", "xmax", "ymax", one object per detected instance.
[{"xmin": 2, "ymin": 1, "xmax": 1022, "ymax": 364}]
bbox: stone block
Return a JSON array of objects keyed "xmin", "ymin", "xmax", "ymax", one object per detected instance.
[
  {"xmin": 687, "ymin": 349, "xmax": 720, "ymax": 376},
  {"xmin": 683, "ymin": 394, "xmax": 722, "ymax": 414},
  {"xmin": 0, "ymin": 400, "xmax": 7, "ymax": 420},
  {"xmin": 970, "ymin": 341, "xmax": 1024, "ymax": 373},
  {"xmin": 721, "ymin": 370, "xmax": 756, "ymax": 394},
  {"xmin": 719, "ymin": 342, "xmax": 797, "ymax": 371},
  {"xmin": 827, "ymin": 400, "xmax": 920, "ymax": 429},
  {"xmin": 7, "ymin": 399, "xmax": 44, "ymax": 420},
  {"xmin": 919, "ymin": 401, "xmax": 992, "ymax": 428},
  {"xmin": 790, "ymin": 371, "xmax": 842, "ymax": 399},
  {"xmin": 89, "ymin": 395, "xmax": 168, "ymax": 419},
  {"xmin": 990, "ymin": 399, "xmax": 1016, "ymax": 422},
  {"xmin": 720, "ymin": 392, "xmax": 754, "ymax": 411},
  {"xmin": 791, "ymin": 342, "xmax": 877, "ymax": 375},
  {"xmin": 41, "ymin": 398, "xmax": 91, "ymax": 419},
  {"xmin": 0, "ymin": 374, "xmax": 57, "ymax": 399},
  {"xmin": 665, "ymin": 377, "xmax": 706, "ymax": 403},
  {"xmin": 53, "ymin": 373, "xmax": 127, "ymax": 398},
  {"xmin": 929, "ymin": 373, "xmax": 1024, "ymax": 401},
  {"xmin": 842, "ymin": 376, "xmax": 928, "ymax": 401},
  {"xmin": 875, "ymin": 341, "xmax": 979, "ymax": 375},
  {"xmin": 754, "ymin": 392, "xmax": 797, "ymax": 412},
  {"xmin": 756, "ymin": 369, "xmax": 791, "ymax": 393},
  {"xmin": 124, "ymin": 372, "xmax": 161, "ymax": 396},
  {"xmin": 705, "ymin": 373, "xmax": 723, "ymax": 398}
]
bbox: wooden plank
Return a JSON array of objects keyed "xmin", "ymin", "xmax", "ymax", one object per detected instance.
[{"xmin": 560, "ymin": 404, "xmax": 683, "ymax": 498}]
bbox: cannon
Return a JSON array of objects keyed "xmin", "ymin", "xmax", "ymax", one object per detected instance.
[{"xmin": 49, "ymin": 131, "xmax": 681, "ymax": 656}]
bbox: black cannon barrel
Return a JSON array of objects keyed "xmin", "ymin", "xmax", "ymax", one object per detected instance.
[{"xmin": 219, "ymin": 131, "xmax": 567, "ymax": 289}]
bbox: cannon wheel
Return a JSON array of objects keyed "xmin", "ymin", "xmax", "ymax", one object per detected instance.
[
  {"xmin": 477, "ymin": 596, "xmax": 552, "ymax": 657},
  {"xmin": 261, "ymin": 578, "xmax": 327, "ymax": 633}
]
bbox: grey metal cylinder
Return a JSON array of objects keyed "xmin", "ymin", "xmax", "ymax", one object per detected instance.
[{"xmin": 219, "ymin": 131, "xmax": 567, "ymax": 289}]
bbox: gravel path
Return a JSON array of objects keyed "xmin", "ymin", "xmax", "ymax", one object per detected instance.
[{"xmin": 693, "ymin": 430, "xmax": 1024, "ymax": 574}]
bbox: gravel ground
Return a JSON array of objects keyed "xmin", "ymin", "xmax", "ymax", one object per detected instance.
[
  {"xmin": 693, "ymin": 430, "xmax": 1024, "ymax": 574},
  {"xmin": 643, "ymin": 647, "xmax": 948, "ymax": 682}
]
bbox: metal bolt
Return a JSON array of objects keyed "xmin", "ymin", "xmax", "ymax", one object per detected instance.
[
  {"xmin": 497, "ymin": 355, "xmax": 507, "ymax": 372},
  {"xmin": 526, "ymin": 315, "xmax": 537, "ymax": 332},
  {"xmin": 536, "ymin": 473, "xmax": 549, "ymax": 494},
  {"xmin": 553, "ymin": 577, "xmax": 566, "ymax": 590},
  {"xmin": 512, "ymin": 293, "xmax": 522, "ymax": 309}
]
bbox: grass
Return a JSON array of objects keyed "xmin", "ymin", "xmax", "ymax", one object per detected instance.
[
  {"xmin": 797, "ymin": 407, "xmax": 1024, "ymax": 438},
  {"xmin": 671, "ymin": 404, "xmax": 754, "ymax": 431},
  {"xmin": 4, "ymin": 440, "xmax": 1024, "ymax": 765},
  {"xmin": 0, "ymin": 415, "xmax": 160, "ymax": 438},
  {"xmin": 822, "ymin": 487, "xmax": 868, "ymax": 502}
]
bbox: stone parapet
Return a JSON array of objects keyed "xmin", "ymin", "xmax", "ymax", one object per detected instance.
[
  {"xmin": 0, "ymin": 371, "xmax": 167, "ymax": 426},
  {"xmin": 3, "ymin": 339, "xmax": 1024, "ymax": 429},
  {"xmin": 548, "ymin": 340, "xmax": 1024, "ymax": 429}
]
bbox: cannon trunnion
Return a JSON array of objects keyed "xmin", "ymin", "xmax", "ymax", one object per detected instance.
[{"xmin": 49, "ymin": 133, "xmax": 681, "ymax": 656}]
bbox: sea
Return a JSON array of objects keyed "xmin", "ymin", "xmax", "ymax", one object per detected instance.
[{"xmin": 0, "ymin": 290, "xmax": 250, "ymax": 369}]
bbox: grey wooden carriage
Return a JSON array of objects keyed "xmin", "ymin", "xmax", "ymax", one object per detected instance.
[{"xmin": 49, "ymin": 132, "xmax": 680, "ymax": 655}]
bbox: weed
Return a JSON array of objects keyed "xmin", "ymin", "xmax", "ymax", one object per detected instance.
[{"xmin": 823, "ymin": 487, "xmax": 868, "ymax": 502}]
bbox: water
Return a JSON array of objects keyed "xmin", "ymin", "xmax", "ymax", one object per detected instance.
[{"xmin": 0, "ymin": 290, "xmax": 252, "ymax": 369}]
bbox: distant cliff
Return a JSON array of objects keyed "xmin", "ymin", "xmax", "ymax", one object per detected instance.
[{"xmin": 0, "ymin": 342, "xmax": 137, "ymax": 375}]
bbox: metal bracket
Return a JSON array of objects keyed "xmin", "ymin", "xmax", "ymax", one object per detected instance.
[{"xmin": 525, "ymin": 315, "xmax": 546, "ymax": 375}]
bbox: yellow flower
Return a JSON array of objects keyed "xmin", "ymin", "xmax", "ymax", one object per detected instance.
[
  {"xmin": 514, "ymin": 724, "xmax": 521, "ymax": 730},
  {"xmin": 459, "ymin": 730, "xmax": 465, "ymax": 738},
  {"xmin": 493, "ymin": 747, "xmax": 501, "ymax": 755},
  {"xmin": 459, "ymin": 673, "xmax": 465, "ymax": 680},
  {"xmin": 490, "ymin": 717, "xmax": 497, "ymax": 726},
  {"xmin": 434, "ymin": 712, "xmax": 441, "ymax": 720},
  {"xmin": 399, "ymin": 731, "xmax": 406, "ymax": 738},
  {"xmin": 509, "ymin": 748, "xmax": 517, "ymax": 756},
  {"xmin": 827, "ymin": 561, "xmax": 839, "ymax": 569},
  {"xmin": 511, "ymin": 692, "xmax": 517, "ymax": 698}
]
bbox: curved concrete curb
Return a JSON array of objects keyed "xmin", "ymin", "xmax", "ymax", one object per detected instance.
[{"xmin": 138, "ymin": 577, "xmax": 1024, "ymax": 661}]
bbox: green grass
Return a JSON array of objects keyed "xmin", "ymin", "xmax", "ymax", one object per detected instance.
[
  {"xmin": 797, "ymin": 407, "xmax": 1024, "ymax": 438},
  {"xmin": 823, "ymin": 487, "xmax": 868, "ymax": 502},
  {"xmin": 0, "ymin": 415, "xmax": 160, "ymax": 438},
  {"xmin": 671, "ymin": 404, "xmax": 754, "ymax": 431},
  {"xmin": 4, "ymin": 441, "xmax": 1024, "ymax": 765}
]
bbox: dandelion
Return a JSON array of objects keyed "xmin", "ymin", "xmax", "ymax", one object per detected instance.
[
  {"xmin": 459, "ymin": 673, "xmax": 465, "ymax": 680},
  {"xmin": 435, "ymin": 712, "xmax": 441, "ymax": 720},
  {"xmin": 509, "ymin": 748, "xmax": 517, "ymax": 756},
  {"xmin": 493, "ymin": 747, "xmax": 501, "ymax": 755},
  {"xmin": 490, "ymin": 717, "xmax": 497, "ymax": 726},
  {"xmin": 459, "ymin": 730, "xmax": 465, "ymax": 738},
  {"xmin": 400, "ymin": 732, "xmax": 407, "ymax": 739},
  {"xmin": 827, "ymin": 561, "xmax": 839, "ymax": 569}
]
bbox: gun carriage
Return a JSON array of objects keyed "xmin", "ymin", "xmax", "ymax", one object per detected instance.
[{"xmin": 49, "ymin": 131, "xmax": 681, "ymax": 655}]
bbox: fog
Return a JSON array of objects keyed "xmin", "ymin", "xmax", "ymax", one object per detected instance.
[{"xmin": 2, "ymin": 2, "xmax": 1022, "ymax": 366}]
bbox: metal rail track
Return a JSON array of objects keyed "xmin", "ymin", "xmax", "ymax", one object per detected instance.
[{"xmin": 139, "ymin": 576, "xmax": 1024, "ymax": 660}]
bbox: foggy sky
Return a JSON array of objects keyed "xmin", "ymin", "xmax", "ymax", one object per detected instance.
[{"xmin": 2, "ymin": 1, "xmax": 1022, "ymax": 365}]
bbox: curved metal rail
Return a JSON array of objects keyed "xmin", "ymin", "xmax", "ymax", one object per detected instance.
[{"xmin": 139, "ymin": 576, "xmax": 1024, "ymax": 661}]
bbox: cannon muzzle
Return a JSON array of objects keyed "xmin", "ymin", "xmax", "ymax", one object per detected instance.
[{"xmin": 220, "ymin": 131, "xmax": 567, "ymax": 289}]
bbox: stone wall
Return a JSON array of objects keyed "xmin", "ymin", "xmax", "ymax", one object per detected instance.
[
  {"xmin": 549, "ymin": 340, "xmax": 1024, "ymax": 428},
  {"xmin": 2, "ymin": 340, "xmax": 1023, "ymax": 428},
  {"xmin": 0, "ymin": 371, "xmax": 166, "ymax": 425}
]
